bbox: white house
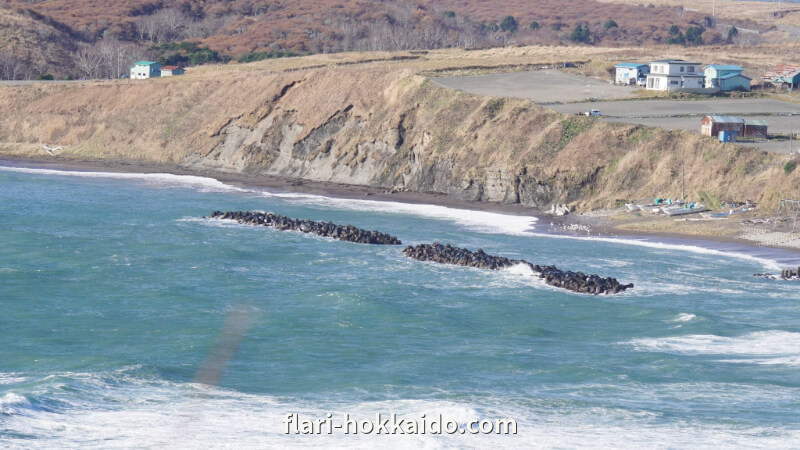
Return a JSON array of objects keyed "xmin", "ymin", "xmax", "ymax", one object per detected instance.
[
  {"xmin": 614, "ymin": 63, "xmax": 649, "ymax": 85},
  {"xmin": 645, "ymin": 59, "xmax": 705, "ymax": 91},
  {"xmin": 130, "ymin": 61, "xmax": 162, "ymax": 80}
]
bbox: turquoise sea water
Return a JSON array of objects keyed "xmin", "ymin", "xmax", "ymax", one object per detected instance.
[{"xmin": 1, "ymin": 164, "xmax": 800, "ymax": 448}]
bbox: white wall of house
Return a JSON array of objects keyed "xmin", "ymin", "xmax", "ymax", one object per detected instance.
[
  {"xmin": 130, "ymin": 64, "xmax": 161, "ymax": 80},
  {"xmin": 646, "ymin": 74, "xmax": 705, "ymax": 91},
  {"xmin": 615, "ymin": 67, "xmax": 641, "ymax": 84},
  {"xmin": 649, "ymin": 61, "xmax": 701, "ymax": 76}
]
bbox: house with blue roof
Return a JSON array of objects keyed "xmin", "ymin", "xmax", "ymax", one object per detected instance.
[
  {"xmin": 614, "ymin": 62, "xmax": 650, "ymax": 85},
  {"xmin": 130, "ymin": 61, "xmax": 162, "ymax": 80},
  {"xmin": 704, "ymin": 64, "xmax": 751, "ymax": 91}
]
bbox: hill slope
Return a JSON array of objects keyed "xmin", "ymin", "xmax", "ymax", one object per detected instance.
[
  {"xmin": 0, "ymin": 0, "xmax": 769, "ymax": 79},
  {"xmin": 0, "ymin": 47, "xmax": 797, "ymax": 212}
]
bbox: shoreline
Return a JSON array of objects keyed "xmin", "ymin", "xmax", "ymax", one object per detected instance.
[{"xmin": 3, "ymin": 154, "xmax": 799, "ymax": 266}]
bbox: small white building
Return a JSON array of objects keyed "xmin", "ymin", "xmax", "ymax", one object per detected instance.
[
  {"xmin": 130, "ymin": 61, "xmax": 162, "ymax": 80},
  {"xmin": 645, "ymin": 59, "xmax": 705, "ymax": 91},
  {"xmin": 160, "ymin": 66, "xmax": 184, "ymax": 77},
  {"xmin": 614, "ymin": 63, "xmax": 650, "ymax": 85}
]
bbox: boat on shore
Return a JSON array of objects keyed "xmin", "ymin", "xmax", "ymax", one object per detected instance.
[
  {"xmin": 625, "ymin": 203, "xmax": 641, "ymax": 211},
  {"xmin": 664, "ymin": 204, "xmax": 707, "ymax": 216}
]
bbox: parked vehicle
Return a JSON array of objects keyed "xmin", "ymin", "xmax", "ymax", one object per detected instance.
[{"xmin": 584, "ymin": 109, "xmax": 602, "ymax": 116}]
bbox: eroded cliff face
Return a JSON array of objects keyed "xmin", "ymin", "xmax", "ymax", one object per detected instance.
[
  {"xmin": 0, "ymin": 64, "xmax": 793, "ymax": 211},
  {"xmin": 174, "ymin": 70, "xmax": 583, "ymax": 208}
]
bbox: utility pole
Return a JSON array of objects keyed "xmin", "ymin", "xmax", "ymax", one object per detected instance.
[
  {"xmin": 713, "ymin": 0, "xmax": 716, "ymax": 17},
  {"xmin": 682, "ymin": 161, "xmax": 685, "ymax": 201}
]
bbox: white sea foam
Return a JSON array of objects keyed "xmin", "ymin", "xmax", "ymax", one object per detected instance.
[
  {"xmin": 529, "ymin": 232, "xmax": 784, "ymax": 272},
  {"xmin": 668, "ymin": 313, "xmax": 697, "ymax": 323},
  {"xmin": 0, "ymin": 166, "xmax": 247, "ymax": 193},
  {"xmin": 0, "ymin": 393, "xmax": 31, "ymax": 415},
  {"xmin": 259, "ymin": 191, "xmax": 539, "ymax": 237},
  {"xmin": 502, "ymin": 262, "xmax": 538, "ymax": 277},
  {"xmin": 1, "ymin": 376, "xmax": 798, "ymax": 449},
  {"xmin": 628, "ymin": 331, "xmax": 800, "ymax": 359},
  {"xmin": 0, "ymin": 373, "xmax": 28, "ymax": 385}
]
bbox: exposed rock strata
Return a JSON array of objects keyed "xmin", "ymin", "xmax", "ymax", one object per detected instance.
[
  {"xmin": 403, "ymin": 242, "xmax": 634, "ymax": 295},
  {"xmin": 208, "ymin": 211, "xmax": 401, "ymax": 245}
]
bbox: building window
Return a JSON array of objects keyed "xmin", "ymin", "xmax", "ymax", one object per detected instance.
[
  {"xmin": 688, "ymin": 66, "xmax": 695, "ymax": 73},
  {"xmin": 680, "ymin": 66, "xmax": 685, "ymax": 72},
  {"xmin": 671, "ymin": 80, "xmax": 679, "ymax": 85}
]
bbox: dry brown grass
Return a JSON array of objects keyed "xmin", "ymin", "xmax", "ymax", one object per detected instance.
[
  {"xmin": 596, "ymin": 0, "xmax": 800, "ymax": 22},
  {"xmin": 1, "ymin": 43, "xmax": 799, "ymax": 211}
]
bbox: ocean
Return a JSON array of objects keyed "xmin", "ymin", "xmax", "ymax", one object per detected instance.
[{"xmin": 1, "ymin": 164, "xmax": 799, "ymax": 448}]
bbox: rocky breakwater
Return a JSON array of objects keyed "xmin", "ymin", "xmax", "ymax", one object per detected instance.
[
  {"xmin": 755, "ymin": 267, "xmax": 800, "ymax": 280},
  {"xmin": 208, "ymin": 211, "xmax": 402, "ymax": 245},
  {"xmin": 403, "ymin": 242, "xmax": 634, "ymax": 295}
]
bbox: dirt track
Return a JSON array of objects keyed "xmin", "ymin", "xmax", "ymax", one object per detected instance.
[{"xmin": 429, "ymin": 69, "xmax": 636, "ymax": 103}]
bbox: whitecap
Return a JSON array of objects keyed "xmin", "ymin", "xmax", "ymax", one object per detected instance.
[
  {"xmin": 0, "ymin": 393, "xmax": 31, "ymax": 415},
  {"xmin": 257, "ymin": 191, "xmax": 538, "ymax": 237},
  {"xmin": 627, "ymin": 330, "xmax": 800, "ymax": 358},
  {"xmin": 0, "ymin": 166, "xmax": 247, "ymax": 193},
  {"xmin": 667, "ymin": 313, "xmax": 697, "ymax": 323},
  {"xmin": 0, "ymin": 373, "xmax": 28, "ymax": 385},
  {"xmin": 528, "ymin": 232, "xmax": 784, "ymax": 272}
]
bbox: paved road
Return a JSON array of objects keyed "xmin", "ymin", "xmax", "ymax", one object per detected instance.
[
  {"xmin": 1, "ymin": 80, "xmax": 85, "ymax": 87},
  {"xmin": 430, "ymin": 69, "xmax": 637, "ymax": 103},
  {"xmin": 549, "ymin": 98, "xmax": 800, "ymax": 117}
]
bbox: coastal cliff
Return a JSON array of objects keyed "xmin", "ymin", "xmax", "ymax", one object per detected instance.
[{"xmin": 0, "ymin": 51, "xmax": 796, "ymax": 211}]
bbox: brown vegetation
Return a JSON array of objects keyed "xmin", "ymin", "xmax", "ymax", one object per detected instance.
[
  {"xmin": 0, "ymin": 0, "xmax": 779, "ymax": 80},
  {"xmin": 1, "ymin": 45, "xmax": 798, "ymax": 212}
]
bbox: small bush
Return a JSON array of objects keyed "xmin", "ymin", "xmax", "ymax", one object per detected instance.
[
  {"xmin": 529, "ymin": 21, "xmax": 540, "ymax": 30},
  {"xmin": 604, "ymin": 19, "xmax": 618, "ymax": 30},
  {"xmin": 785, "ymin": 161, "xmax": 797, "ymax": 174},
  {"xmin": 500, "ymin": 15, "xmax": 519, "ymax": 33}
]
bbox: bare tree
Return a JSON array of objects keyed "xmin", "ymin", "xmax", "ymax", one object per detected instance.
[
  {"xmin": 75, "ymin": 46, "xmax": 103, "ymax": 79},
  {"xmin": 0, "ymin": 51, "xmax": 28, "ymax": 80}
]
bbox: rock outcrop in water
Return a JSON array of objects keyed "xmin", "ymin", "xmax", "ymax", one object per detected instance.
[
  {"xmin": 755, "ymin": 267, "xmax": 800, "ymax": 280},
  {"xmin": 403, "ymin": 242, "xmax": 633, "ymax": 295},
  {"xmin": 208, "ymin": 211, "xmax": 401, "ymax": 245}
]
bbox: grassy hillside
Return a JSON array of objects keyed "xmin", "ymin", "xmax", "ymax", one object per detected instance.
[
  {"xmin": 1, "ymin": 46, "xmax": 798, "ymax": 211},
  {"xmin": 0, "ymin": 7, "xmax": 81, "ymax": 79},
  {"xmin": 0, "ymin": 0, "xmax": 776, "ymax": 80}
]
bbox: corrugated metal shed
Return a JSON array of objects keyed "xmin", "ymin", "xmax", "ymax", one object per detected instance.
[{"xmin": 708, "ymin": 115, "xmax": 745, "ymax": 124}]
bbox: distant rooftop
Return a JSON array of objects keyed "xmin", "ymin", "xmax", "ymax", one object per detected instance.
[
  {"xmin": 719, "ymin": 73, "xmax": 751, "ymax": 81},
  {"xmin": 705, "ymin": 64, "xmax": 743, "ymax": 71},
  {"xmin": 707, "ymin": 115, "xmax": 745, "ymax": 124},
  {"xmin": 133, "ymin": 61, "xmax": 159, "ymax": 66},
  {"xmin": 161, "ymin": 66, "xmax": 181, "ymax": 70},
  {"xmin": 744, "ymin": 119, "xmax": 768, "ymax": 126},
  {"xmin": 614, "ymin": 62, "xmax": 648, "ymax": 68},
  {"xmin": 652, "ymin": 59, "xmax": 700, "ymax": 65}
]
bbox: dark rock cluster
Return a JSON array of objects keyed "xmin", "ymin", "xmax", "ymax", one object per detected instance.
[
  {"xmin": 208, "ymin": 211, "xmax": 402, "ymax": 245},
  {"xmin": 403, "ymin": 242, "xmax": 634, "ymax": 295},
  {"xmin": 755, "ymin": 267, "xmax": 800, "ymax": 280}
]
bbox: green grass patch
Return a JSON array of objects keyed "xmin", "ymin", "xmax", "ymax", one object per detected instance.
[{"xmin": 697, "ymin": 190, "xmax": 721, "ymax": 209}]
